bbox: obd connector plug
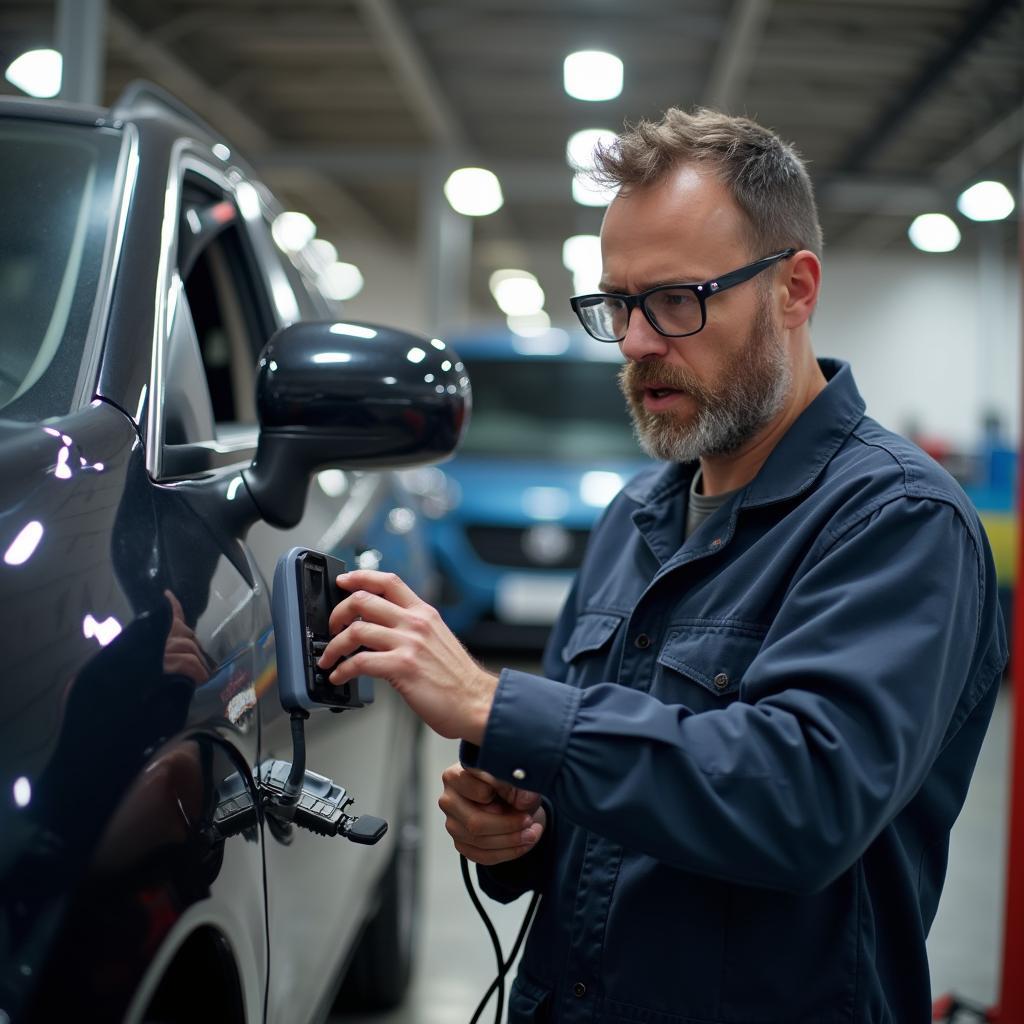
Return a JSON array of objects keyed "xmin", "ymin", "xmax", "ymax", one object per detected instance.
[{"xmin": 262, "ymin": 547, "xmax": 389, "ymax": 846}]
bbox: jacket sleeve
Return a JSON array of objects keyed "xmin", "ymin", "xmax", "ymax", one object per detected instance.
[
  {"xmin": 467, "ymin": 578, "xmax": 582, "ymax": 903},
  {"xmin": 475, "ymin": 496, "xmax": 1002, "ymax": 893}
]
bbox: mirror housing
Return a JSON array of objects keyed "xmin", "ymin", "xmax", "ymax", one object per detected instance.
[{"xmin": 243, "ymin": 321, "xmax": 470, "ymax": 529}]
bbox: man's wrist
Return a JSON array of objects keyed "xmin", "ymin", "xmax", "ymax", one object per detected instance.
[{"xmin": 465, "ymin": 668, "xmax": 499, "ymax": 746}]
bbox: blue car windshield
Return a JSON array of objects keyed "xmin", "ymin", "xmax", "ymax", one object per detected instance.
[
  {"xmin": 0, "ymin": 119, "xmax": 124, "ymax": 421},
  {"xmin": 460, "ymin": 358, "xmax": 642, "ymax": 460}
]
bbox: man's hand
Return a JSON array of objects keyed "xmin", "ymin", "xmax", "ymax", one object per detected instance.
[
  {"xmin": 162, "ymin": 590, "xmax": 210, "ymax": 685},
  {"xmin": 317, "ymin": 570, "xmax": 499, "ymax": 744},
  {"xmin": 439, "ymin": 762, "xmax": 546, "ymax": 867}
]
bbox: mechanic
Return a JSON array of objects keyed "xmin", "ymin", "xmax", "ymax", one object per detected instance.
[{"xmin": 317, "ymin": 108, "xmax": 1007, "ymax": 1022}]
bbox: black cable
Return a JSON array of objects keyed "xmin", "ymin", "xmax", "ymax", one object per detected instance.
[
  {"xmin": 461, "ymin": 855, "xmax": 506, "ymax": 1024},
  {"xmin": 282, "ymin": 710, "xmax": 309, "ymax": 806},
  {"xmin": 473, "ymin": 888, "xmax": 541, "ymax": 1022},
  {"xmin": 461, "ymin": 854, "xmax": 543, "ymax": 1024}
]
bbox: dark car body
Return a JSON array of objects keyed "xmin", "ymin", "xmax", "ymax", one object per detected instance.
[{"xmin": 0, "ymin": 85, "xmax": 464, "ymax": 1023}]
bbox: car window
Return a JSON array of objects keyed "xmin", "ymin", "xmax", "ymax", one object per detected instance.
[
  {"xmin": 0, "ymin": 120, "xmax": 123, "ymax": 421},
  {"xmin": 458, "ymin": 358, "xmax": 641, "ymax": 460},
  {"xmin": 172, "ymin": 174, "xmax": 275, "ymax": 435},
  {"xmin": 262, "ymin": 218, "xmax": 332, "ymax": 321}
]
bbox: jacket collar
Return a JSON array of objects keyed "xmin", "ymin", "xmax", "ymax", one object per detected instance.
[{"xmin": 623, "ymin": 358, "xmax": 866, "ymax": 512}]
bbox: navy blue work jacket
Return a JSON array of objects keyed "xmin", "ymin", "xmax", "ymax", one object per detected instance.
[{"xmin": 466, "ymin": 359, "xmax": 1007, "ymax": 1024}]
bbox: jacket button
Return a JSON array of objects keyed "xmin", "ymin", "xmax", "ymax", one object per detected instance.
[
  {"xmin": 713, "ymin": 672, "xmax": 729, "ymax": 689},
  {"xmin": 573, "ymin": 982, "xmax": 587, "ymax": 998},
  {"xmin": 635, "ymin": 634, "xmax": 651, "ymax": 649}
]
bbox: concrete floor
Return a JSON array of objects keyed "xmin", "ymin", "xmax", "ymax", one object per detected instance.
[{"xmin": 337, "ymin": 670, "xmax": 1013, "ymax": 1023}]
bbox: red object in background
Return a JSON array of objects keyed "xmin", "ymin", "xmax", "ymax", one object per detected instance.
[
  {"xmin": 993, "ymin": 165, "xmax": 1024, "ymax": 1024},
  {"xmin": 935, "ymin": 166, "xmax": 1022, "ymax": 1024},
  {"xmin": 995, "ymin": 330, "xmax": 1024, "ymax": 1024}
]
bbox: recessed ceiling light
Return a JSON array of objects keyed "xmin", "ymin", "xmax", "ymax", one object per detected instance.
[
  {"xmin": 272, "ymin": 211, "xmax": 316, "ymax": 252},
  {"xmin": 5, "ymin": 49, "xmax": 62, "ymax": 98},
  {"xmin": 561, "ymin": 234, "xmax": 601, "ymax": 270},
  {"xmin": 562, "ymin": 235, "xmax": 602, "ymax": 292},
  {"xmin": 566, "ymin": 128, "xmax": 617, "ymax": 171},
  {"xmin": 493, "ymin": 276, "xmax": 545, "ymax": 316},
  {"xmin": 572, "ymin": 173, "xmax": 617, "ymax": 207},
  {"xmin": 489, "ymin": 268, "xmax": 536, "ymax": 292},
  {"xmin": 310, "ymin": 239, "xmax": 338, "ymax": 265},
  {"xmin": 908, "ymin": 213, "xmax": 961, "ymax": 253},
  {"xmin": 957, "ymin": 181, "xmax": 1015, "ymax": 222},
  {"xmin": 564, "ymin": 50, "xmax": 623, "ymax": 102},
  {"xmin": 320, "ymin": 262, "xmax": 364, "ymax": 301},
  {"xmin": 444, "ymin": 167, "xmax": 503, "ymax": 216}
]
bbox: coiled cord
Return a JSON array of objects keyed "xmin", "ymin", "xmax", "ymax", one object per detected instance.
[{"xmin": 460, "ymin": 854, "xmax": 542, "ymax": 1024}]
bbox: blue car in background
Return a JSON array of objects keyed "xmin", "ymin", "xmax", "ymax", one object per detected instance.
[{"xmin": 408, "ymin": 330, "xmax": 652, "ymax": 648}]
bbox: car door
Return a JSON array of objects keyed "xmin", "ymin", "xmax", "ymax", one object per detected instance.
[
  {"xmin": 238, "ymin": 200, "xmax": 424, "ymax": 1024},
  {"xmin": 156, "ymin": 153, "xmax": 417, "ymax": 1023}
]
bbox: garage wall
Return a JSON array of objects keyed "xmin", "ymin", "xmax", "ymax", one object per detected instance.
[{"xmin": 815, "ymin": 250, "xmax": 1020, "ymax": 449}]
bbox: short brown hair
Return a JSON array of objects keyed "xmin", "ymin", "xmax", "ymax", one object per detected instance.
[{"xmin": 593, "ymin": 107, "xmax": 823, "ymax": 259}]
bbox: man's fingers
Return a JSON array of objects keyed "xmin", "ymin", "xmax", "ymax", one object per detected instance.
[
  {"xmin": 449, "ymin": 764, "xmax": 541, "ymax": 813},
  {"xmin": 326, "ymin": 589, "xmax": 404, "ymax": 637},
  {"xmin": 443, "ymin": 763, "xmax": 496, "ymax": 805},
  {"xmin": 438, "ymin": 788, "xmax": 532, "ymax": 838},
  {"xmin": 318, "ymin": 620, "xmax": 395, "ymax": 676},
  {"xmin": 445, "ymin": 818, "xmax": 543, "ymax": 851},
  {"xmin": 491, "ymin": 779, "xmax": 542, "ymax": 813},
  {"xmin": 164, "ymin": 589, "xmax": 185, "ymax": 623},
  {"xmin": 335, "ymin": 570, "xmax": 420, "ymax": 609},
  {"xmin": 453, "ymin": 838, "xmax": 540, "ymax": 867}
]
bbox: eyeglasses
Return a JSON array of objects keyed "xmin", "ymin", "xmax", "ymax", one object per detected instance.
[{"xmin": 569, "ymin": 248, "xmax": 797, "ymax": 343}]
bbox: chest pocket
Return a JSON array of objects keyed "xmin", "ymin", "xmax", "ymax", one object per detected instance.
[
  {"xmin": 653, "ymin": 626, "xmax": 765, "ymax": 710},
  {"xmin": 561, "ymin": 611, "xmax": 623, "ymax": 686}
]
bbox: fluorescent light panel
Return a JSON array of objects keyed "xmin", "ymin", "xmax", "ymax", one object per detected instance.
[
  {"xmin": 5, "ymin": 49, "xmax": 62, "ymax": 97},
  {"xmin": 957, "ymin": 181, "xmax": 1015, "ymax": 222},
  {"xmin": 908, "ymin": 213, "xmax": 961, "ymax": 253},
  {"xmin": 444, "ymin": 167, "xmax": 503, "ymax": 216},
  {"xmin": 563, "ymin": 50, "xmax": 623, "ymax": 101}
]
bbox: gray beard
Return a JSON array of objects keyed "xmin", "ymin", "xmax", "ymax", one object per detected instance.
[{"xmin": 620, "ymin": 304, "xmax": 792, "ymax": 463}]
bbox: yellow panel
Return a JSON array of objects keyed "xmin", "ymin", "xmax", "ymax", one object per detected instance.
[{"xmin": 980, "ymin": 513, "xmax": 1017, "ymax": 586}]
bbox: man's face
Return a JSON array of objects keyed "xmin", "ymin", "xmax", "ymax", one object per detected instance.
[{"xmin": 600, "ymin": 164, "xmax": 793, "ymax": 463}]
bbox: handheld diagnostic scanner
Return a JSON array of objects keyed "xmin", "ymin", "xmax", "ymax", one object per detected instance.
[{"xmin": 272, "ymin": 547, "xmax": 374, "ymax": 713}]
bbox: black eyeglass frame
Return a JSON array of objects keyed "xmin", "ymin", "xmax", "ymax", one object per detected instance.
[{"xmin": 569, "ymin": 247, "xmax": 798, "ymax": 343}]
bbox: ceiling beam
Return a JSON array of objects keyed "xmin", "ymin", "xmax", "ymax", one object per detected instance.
[
  {"xmin": 935, "ymin": 101, "xmax": 1024, "ymax": 187},
  {"xmin": 106, "ymin": 8, "xmax": 391, "ymax": 239},
  {"xmin": 350, "ymin": 0, "xmax": 464, "ymax": 149},
  {"xmin": 107, "ymin": 9, "xmax": 270, "ymax": 153},
  {"xmin": 838, "ymin": 0, "xmax": 1020, "ymax": 174},
  {"xmin": 703, "ymin": 0, "xmax": 772, "ymax": 112},
  {"xmin": 260, "ymin": 146, "xmax": 971, "ymax": 214},
  {"xmin": 830, "ymin": 101, "xmax": 1023, "ymax": 248}
]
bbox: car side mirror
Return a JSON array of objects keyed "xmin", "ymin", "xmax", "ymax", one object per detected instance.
[{"xmin": 242, "ymin": 321, "xmax": 470, "ymax": 529}]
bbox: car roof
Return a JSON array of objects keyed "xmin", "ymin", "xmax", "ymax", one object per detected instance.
[
  {"xmin": 0, "ymin": 81, "xmax": 225, "ymax": 149},
  {"xmin": 0, "ymin": 94, "xmax": 109, "ymax": 127}
]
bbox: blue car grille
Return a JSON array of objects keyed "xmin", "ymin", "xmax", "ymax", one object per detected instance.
[{"xmin": 465, "ymin": 525, "xmax": 590, "ymax": 569}]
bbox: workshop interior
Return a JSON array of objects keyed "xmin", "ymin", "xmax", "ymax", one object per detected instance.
[{"xmin": 0, "ymin": 1, "xmax": 1021, "ymax": 1023}]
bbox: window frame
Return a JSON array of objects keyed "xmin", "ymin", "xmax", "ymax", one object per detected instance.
[{"xmin": 147, "ymin": 146, "xmax": 303, "ymax": 482}]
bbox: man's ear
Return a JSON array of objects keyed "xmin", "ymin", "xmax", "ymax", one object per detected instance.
[{"xmin": 781, "ymin": 250, "xmax": 821, "ymax": 330}]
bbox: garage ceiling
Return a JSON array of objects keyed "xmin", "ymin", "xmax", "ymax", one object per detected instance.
[{"xmin": 1, "ymin": 0, "xmax": 1021, "ymax": 321}]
